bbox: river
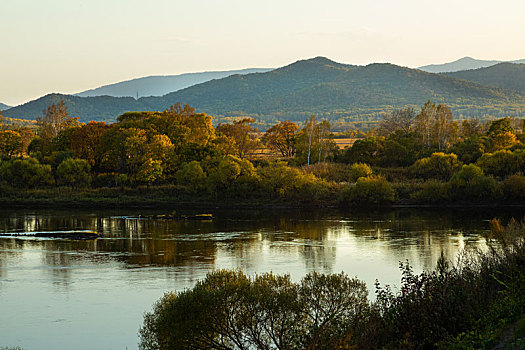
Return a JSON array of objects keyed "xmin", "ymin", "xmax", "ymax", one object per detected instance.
[{"xmin": 0, "ymin": 207, "xmax": 522, "ymax": 349}]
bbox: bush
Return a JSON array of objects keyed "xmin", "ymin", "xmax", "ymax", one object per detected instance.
[
  {"xmin": 175, "ymin": 161, "xmax": 206, "ymax": 193},
  {"xmin": 449, "ymin": 164, "xmax": 499, "ymax": 201},
  {"xmin": 341, "ymin": 175, "xmax": 395, "ymax": 205},
  {"xmin": 410, "ymin": 152, "xmax": 461, "ymax": 180},
  {"xmin": 411, "ymin": 180, "xmax": 450, "ymax": 203},
  {"xmin": 56, "ymin": 158, "xmax": 92, "ymax": 187},
  {"xmin": 139, "ymin": 270, "xmax": 369, "ymax": 350},
  {"xmin": 502, "ymin": 174, "xmax": 525, "ymax": 201},
  {"xmin": 0, "ymin": 158, "xmax": 53, "ymax": 188},
  {"xmin": 302, "ymin": 162, "xmax": 352, "ymax": 183},
  {"xmin": 476, "ymin": 150, "xmax": 525, "ymax": 177},
  {"xmin": 349, "ymin": 162, "xmax": 373, "ymax": 182}
]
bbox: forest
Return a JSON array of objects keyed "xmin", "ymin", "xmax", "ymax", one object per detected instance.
[{"xmin": 0, "ymin": 99, "xmax": 525, "ymax": 207}]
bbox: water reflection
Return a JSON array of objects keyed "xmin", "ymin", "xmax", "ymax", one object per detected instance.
[{"xmin": 0, "ymin": 208, "xmax": 523, "ymax": 350}]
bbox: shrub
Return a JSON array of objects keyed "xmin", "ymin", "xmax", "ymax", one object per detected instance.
[
  {"xmin": 410, "ymin": 152, "xmax": 461, "ymax": 180},
  {"xmin": 341, "ymin": 175, "xmax": 395, "ymax": 205},
  {"xmin": 476, "ymin": 150, "xmax": 525, "ymax": 177},
  {"xmin": 449, "ymin": 164, "xmax": 499, "ymax": 201},
  {"xmin": 139, "ymin": 270, "xmax": 368, "ymax": 350},
  {"xmin": 0, "ymin": 158, "xmax": 53, "ymax": 188},
  {"xmin": 56, "ymin": 158, "xmax": 92, "ymax": 187},
  {"xmin": 411, "ymin": 180, "xmax": 450, "ymax": 203},
  {"xmin": 502, "ymin": 174, "xmax": 525, "ymax": 201},
  {"xmin": 175, "ymin": 161, "xmax": 206, "ymax": 193},
  {"xmin": 349, "ymin": 162, "xmax": 373, "ymax": 182},
  {"xmin": 302, "ymin": 162, "xmax": 352, "ymax": 183}
]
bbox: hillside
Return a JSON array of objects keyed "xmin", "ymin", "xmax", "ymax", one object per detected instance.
[
  {"xmin": 0, "ymin": 102, "xmax": 11, "ymax": 111},
  {"xmin": 419, "ymin": 56, "xmax": 525, "ymax": 73},
  {"xmin": 75, "ymin": 68, "xmax": 273, "ymax": 98},
  {"xmin": 4, "ymin": 57, "xmax": 524, "ymax": 125},
  {"xmin": 444, "ymin": 63, "xmax": 525, "ymax": 94}
]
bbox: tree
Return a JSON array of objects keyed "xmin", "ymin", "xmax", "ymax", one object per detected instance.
[
  {"xmin": 378, "ymin": 107, "xmax": 416, "ymax": 136},
  {"xmin": 37, "ymin": 100, "xmax": 80, "ymax": 140},
  {"xmin": 69, "ymin": 121, "xmax": 111, "ymax": 170},
  {"xmin": 0, "ymin": 158, "xmax": 53, "ymax": 188},
  {"xmin": 415, "ymin": 100, "xmax": 437, "ymax": 149},
  {"xmin": 0, "ymin": 130, "xmax": 22, "ymax": 160},
  {"xmin": 56, "ymin": 158, "xmax": 92, "ymax": 187},
  {"xmin": 460, "ymin": 118, "xmax": 484, "ymax": 139},
  {"xmin": 216, "ymin": 118, "xmax": 259, "ymax": 159},
  {"xmin": 263, "ymin": 120, "xmax": 298, "ymax": 157},
  {"xmin": 139, "ymin": 270, "xmax": 369, "ymax": 350},
  {"xmin": 433, "ymin": 104, "xmax": 457, "ymax": 150}
]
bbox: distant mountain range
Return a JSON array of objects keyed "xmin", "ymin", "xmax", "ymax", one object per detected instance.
[
  {"xmin": 0, "ymin": 102, "xmax": 11, "ymax": 111},
  {"xmin": 419, "ymin": 56, "xmax": 525, "ymax": 73},
  {"xmin": 4, "ymin": 57, "xmax": 524, "ymax": 125},
  {"xmin": 444, "ymin": 63, "xmax": 525, "ymax": 94},
  {"xmin": 75, "ymin": 68, "xmax": 273, "ymax": 98}
]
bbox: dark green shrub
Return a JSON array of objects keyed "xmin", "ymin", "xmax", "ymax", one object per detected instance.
[
  {"xmin": 411, "ymin": 180, "xmax": 450, "ymax": 203},
  {"xmin": 476, "ymin": 150, "xmax": 525, "ymax": 177},
  {"xmin": 56, "ymin": 158, "xmax": 91, "ymax": 187},
  {"xmin": 0, "ymin": 158, "xmax": 53, "ymax": 188},
  {"xmin": 139, "ymin": 270, "xmax": 368, "ymax": 350},
  {"xmin": 449, "ymin": 164, "xmax": 499, "ymax": 201},
  {"xmin": 502, "ymin": 174, "xmax": 525, "ymax": 201}
]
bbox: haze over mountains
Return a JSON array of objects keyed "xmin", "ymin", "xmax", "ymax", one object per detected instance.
[
  {"xmin": 75, "ymin": 68, "xmax": 273, "ymax": 98},
  {"xmin": 418, "ymin": 56, "xmax": 525, "ymax": 73},
  {"xmin": 3, "ymin": 57, "xmax": 524, "ymax": 126},
  {"xmin": 0, "ymin": 102, "xmax": 11, "ymax": 111}
]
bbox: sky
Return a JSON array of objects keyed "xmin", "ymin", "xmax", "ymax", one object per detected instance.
[{"xmin": 1, "ymin": 0, "xmax": 524, "ymax": 106}]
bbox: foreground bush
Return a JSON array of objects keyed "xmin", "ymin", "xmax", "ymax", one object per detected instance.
[
  {"xmin": 139, "ymin": 270, "xmax": 368, "ymax": 350},
  {"xmin": 140, "ymin": 218, "xmax": 525, "ymax": 349}
]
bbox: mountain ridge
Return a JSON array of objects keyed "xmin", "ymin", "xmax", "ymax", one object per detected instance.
[
  {"xmin": 75, "ymin": 68, "xmax": 274, "ymax": 98},
  {"xmin": 419, "ymin": 56, "xmax": 525, "ymax": 73},
  {"xmin": 0, "ymin": 102, "xmax": 11, "ymax": 111},
  {"xmin": 4, "ymin": 57, "xmax": 524, "ymax": 125}
]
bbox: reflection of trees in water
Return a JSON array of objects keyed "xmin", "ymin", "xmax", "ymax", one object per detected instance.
[
  {"xmin": 1, "ymin": 207, "xmax": 523, "ymax": 282},
  {"xmin": 0, "ymin": 239, "xmax": 25, "ymax": 279}
]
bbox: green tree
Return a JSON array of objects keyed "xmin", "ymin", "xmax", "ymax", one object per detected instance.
[
  {"xmin": 0, "ymin": 158, "xmax": 53, "ymax": 188},
  {"xmin": 411, "ymin": 152, "xmax": 461, "ymax": 180},
  {"xmin": 56, "ymin": 158, "xmax": 92, "ymax": 187}
]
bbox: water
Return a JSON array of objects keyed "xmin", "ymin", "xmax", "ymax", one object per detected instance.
[{"xmin": 0, "ymin": 207, "xmax": 521, "ymax": 349}]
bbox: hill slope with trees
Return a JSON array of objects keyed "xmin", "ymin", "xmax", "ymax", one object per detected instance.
[
  {"xmin": 444, "ymin": 63, "xmax": 525, "ymax": 94},
  {"xmin": 4, "ymin": 57, "xmax": 524, "ymax": 125}
]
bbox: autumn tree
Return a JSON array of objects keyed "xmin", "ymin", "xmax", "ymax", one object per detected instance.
[
  {"xmin": 37, "ymin": 100, "xmax": 80, "ymax": 140},
  {"xmin": 69, "ymin": 121, "xmax": 111, "ymax": 170},
  {"xmin": 0, "ymin": 130, "xmax": 22, "ymax": 160},
  {"xmin": 216, "ymin": 117, "xmax": 259, "ymax": 158},
  {"xmin": 263, "ymin": 120, "xmax": 299, "ymax": 157},
  {"xmin": 415, "ymin": 100, "xmax": 437, "ymax": 148},
  {"xmin": 378, "ymin": 107, "xmax": 416, "ymax": 136},
  {"xmin": 433, "ymin": 104, "xmax": 457, "ymax": 150},
  {"xmin": 460, "ymin": 118, "xmax": 484, "ymax": 139}
]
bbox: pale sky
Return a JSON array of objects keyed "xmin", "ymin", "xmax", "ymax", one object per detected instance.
[{"xmin": 1, "ymin": 0, "xmax": 524, "ymax": 106}]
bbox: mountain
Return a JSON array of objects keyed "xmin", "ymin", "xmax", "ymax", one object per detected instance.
[
  {"xmin": 4, "ymin": 57, "xmax": 524, "ymax": 125},
  {"xmin": 444, "ymin": 63, "xmax": 525, "ymax": 94},
  {"xmin": 0, "ymin": 102, "xmax": 11, "ymax": 111},
  {"xmin": 419, "ymin": 57, "xmax": 525, "ymax": 73},
  {"xmin": 75, "ymin": 68, "xmax": 273, "ymax": 98}
]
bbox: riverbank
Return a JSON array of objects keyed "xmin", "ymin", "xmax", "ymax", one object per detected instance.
[{"xmin": 1, "ymin": 184, "xmax": 525, "ymax": 210}]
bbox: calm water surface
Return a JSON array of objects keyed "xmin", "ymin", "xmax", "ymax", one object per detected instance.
[{"xmin": 0, "ymin": 207, "xmax": 522, "ymax": 349}]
